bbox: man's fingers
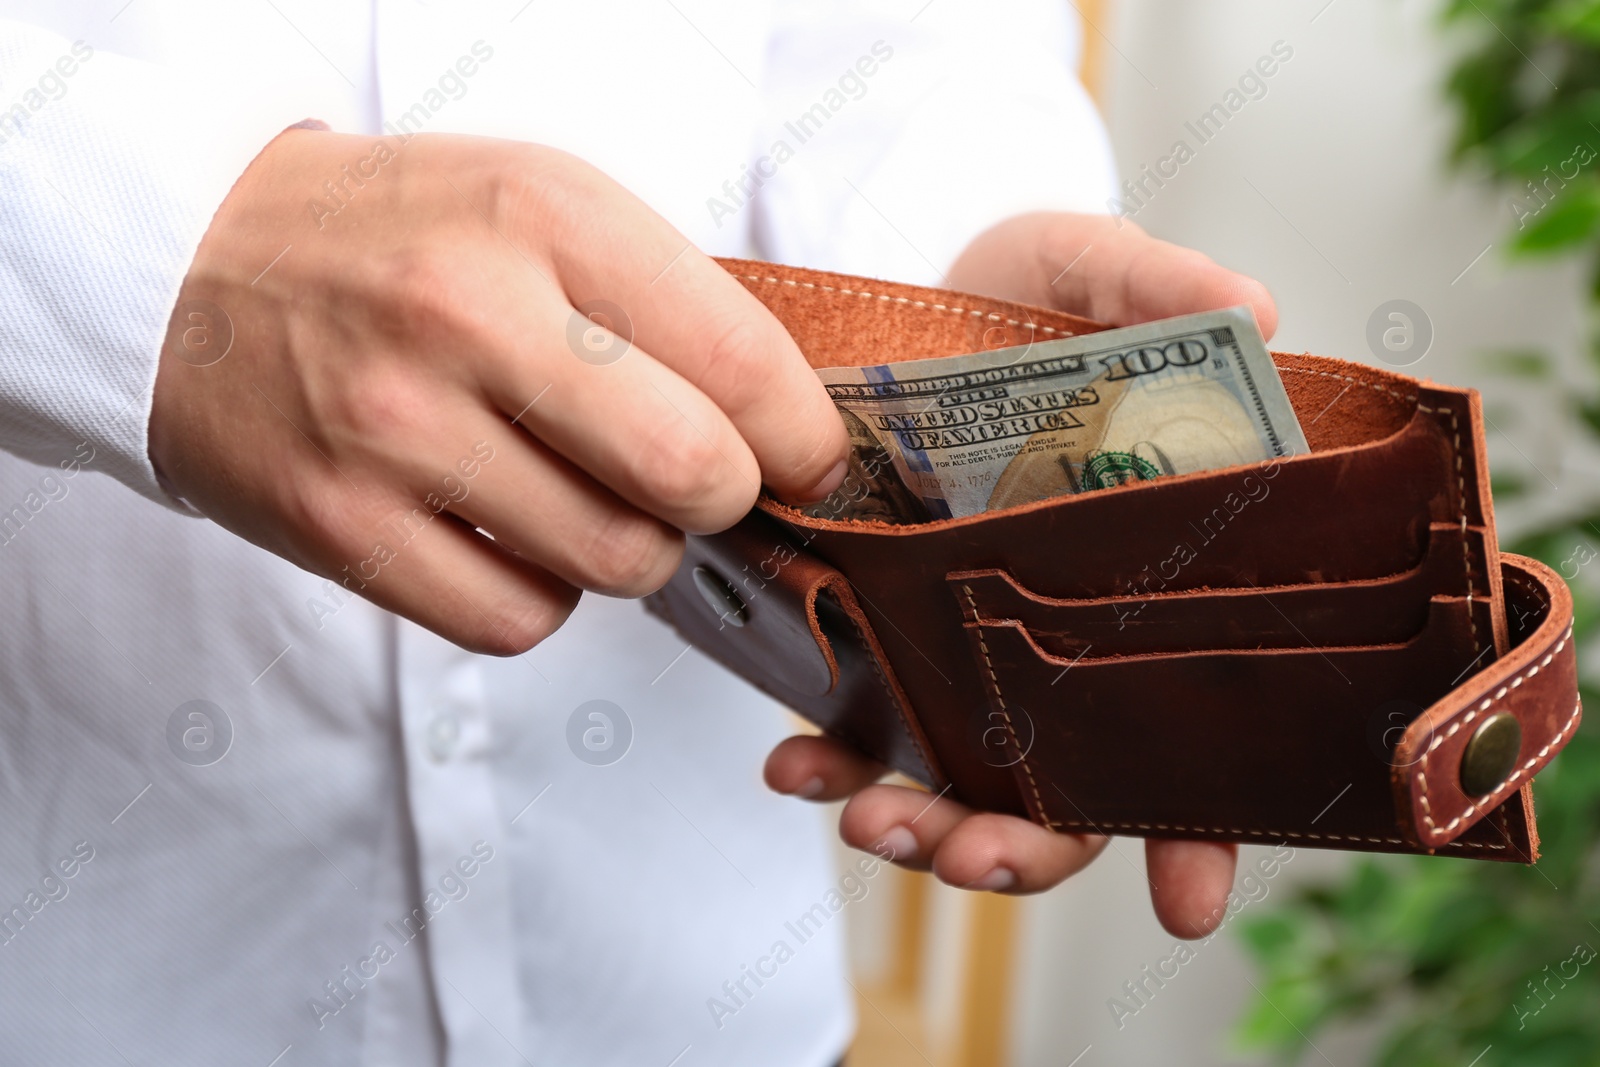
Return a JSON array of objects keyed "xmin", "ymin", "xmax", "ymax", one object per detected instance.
[
  {"xmin": 313, "ymin": 482, "xmax": 581, "ymax": 656},
  {"xmin": 772, "ymin": 739, "xmax": 1105, "ymax": 890},
  {"xmin": 1145, "ymin": 838, "xmax": 1239, "ymax": 940},
  {"xmin": 431, "ymin": 415, "xmax": 685, "ymax": 598},
  {"xmin": 764, "ymin": 734, "xmax": 886, "ymax": 801},
  {"xmin": 839, "ymin": 785, "xmax": 1107, "ymax": 892},
  {"xmin": 535, "ymin": 164, "xmax": 848, "ymax": 502},
  {"xmin": 948, "ymin": 212, "xmax": 1279, "ymax": 340},
  {"xmin": 1115, "ymin": 235, "xmax": 1279, "ymax": 339},
  {"xmin": 930, "ymin": 813, "xmax": 1109, "ymax": 894},
  {"xmin": 1039, "ymin": 215, "xmax": 1278, "ymax": 338},
  {"xmin": 474, "ymin": 294, "xmax": 763, "ymax": 535},
  {"xmin": 838, "ymin": 783, "xmax": 971, "ymax": 872}
]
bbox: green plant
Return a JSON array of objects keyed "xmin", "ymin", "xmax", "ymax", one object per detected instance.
[{"xmin": 1235, "ymin": 3, "xmax": 1600, "ymax": 1064}]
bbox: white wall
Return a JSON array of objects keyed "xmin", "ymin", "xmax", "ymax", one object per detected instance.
[{"xmin": 1003, "ymin": 2, "xmax": 1592, "ymax": 1065}]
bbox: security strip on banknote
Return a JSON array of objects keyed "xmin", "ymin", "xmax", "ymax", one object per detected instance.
[{"xmin": 805, "ymin": 307, "xmax": 1310, "ymax": 524}]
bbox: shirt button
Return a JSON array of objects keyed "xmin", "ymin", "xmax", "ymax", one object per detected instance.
[{"xmin": 426, "ymin": 712, "xmax": 461, "ymax": 762}]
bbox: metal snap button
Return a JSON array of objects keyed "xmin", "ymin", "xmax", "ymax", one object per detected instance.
[
  {"xmin": 1459, "ymin": 711, "xmax": 1521, "ymax": 797},
  {"xmin": 692, "ymin": 565, "xmax": 747, "ymax": 627}
]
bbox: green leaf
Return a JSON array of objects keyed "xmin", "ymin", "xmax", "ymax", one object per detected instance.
[
  {"xmin": 1485, "ymin": 92, "xmax": 1600, "ymax": 177},
  {"xmin": 1511, "ymin": 183, "xmax": 1600, "ymax": 253},
  {"xmin": 1232, "ymin": 974, "xmax": 1326, "ymax": 1054},
  {"xmin": 1541, "ymin": 0, "xmax": 1600, "ymax": 46},
  {"xmin": 1480, "ymin": 348, "xmax": 1555, "ymax": 378},
  {"xmin": 1492, "ymin": 469, "xmax": 1532, "ymax": 498},
  {"xmin": 1236, "ymin": 6, "xmax": 1600, "ymax": 1063},
  {"xmin": 1238, "ymin": 914, "xmax": 1302, "ymax": 960},
  {"xmin": 1446, "ymin": 47, "xmax": 1535, "ymax": 161}
]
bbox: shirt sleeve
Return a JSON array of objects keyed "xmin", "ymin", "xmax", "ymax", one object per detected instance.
[
  {"xmin": 0, "ymin": 20, "xmax": 309, "ymax": 508},
  {"xmin": 749, "ymin": 0, "xmax": 1117, "ymax": 286}
]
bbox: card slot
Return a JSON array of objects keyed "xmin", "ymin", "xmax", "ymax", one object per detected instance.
[
  {"xmin": 961, "ymin": 597, "xmax": 1490, "ymax": 850},
  {"xmin": 969, "ymin": 594, "xmax": 1477, "ymax": 668},
  {"xmin": 952, "ymin": 523, "xmax": 1473, "ymax": 658}
]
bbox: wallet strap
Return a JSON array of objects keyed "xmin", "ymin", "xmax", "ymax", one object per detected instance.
[{"xmin": 1393, "ymin": 554, "xmax": 1580, "ymax": 849}]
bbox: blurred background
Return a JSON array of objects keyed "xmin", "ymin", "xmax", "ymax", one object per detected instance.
[{"xmin": 835, "ymin": 2, "xmax": 1600, "ymax": 1064}]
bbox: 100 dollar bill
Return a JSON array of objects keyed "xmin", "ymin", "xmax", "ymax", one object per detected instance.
[{"xmin": 805, "ymin": 306, "xmax": 1310, "ymax": 524}]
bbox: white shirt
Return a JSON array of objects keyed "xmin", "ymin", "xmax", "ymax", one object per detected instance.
[{"xmin": 0, "ymin": 3, "xmax": 1114, "ymax": 1065}]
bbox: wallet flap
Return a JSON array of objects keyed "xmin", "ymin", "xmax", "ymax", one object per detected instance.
[
  {"xmin": 644, "ymin": 510, "xmax": 945, "ymax": 788},
  {"xmin": 1392, "ymin": 554, "xmax": 1581, "ymax": 850},
  {"xmin": 668, "ymin": 511, "xmax": 838, "ymax": 698}
]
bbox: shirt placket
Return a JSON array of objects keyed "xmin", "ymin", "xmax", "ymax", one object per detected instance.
[{"xmin": 395, "ymin": 621, "xmax": 525, "ymax": 1067}]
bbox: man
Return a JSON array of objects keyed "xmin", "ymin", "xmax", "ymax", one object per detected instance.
[{"xmin": 0, "ymin": 2, "xmax": 1271, "ymax": 1063}]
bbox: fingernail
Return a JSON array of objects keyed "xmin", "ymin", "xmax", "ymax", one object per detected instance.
[
  {"xmin": 794, "ymin": 776, "xmax": 824, "ymax": 799},
  {"xmin": 966, "ymin": 867, "xmax": 1016, "ymax": 892},
  {"xmin": 798, "ymin": 459, "xmax": 847, "ymax": 503},
  {"xmin": 874, "ymin": 825, "xmax": 917, "ymax": 863}
]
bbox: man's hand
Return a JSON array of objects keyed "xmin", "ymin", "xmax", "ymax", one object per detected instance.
[
  {"xmin": 151, "ymin": 128, "xmax": 847, "ymax": 654},
  {"xmin": 766, "ymin": 211, "xmax": 1278, "ymax": 938}
]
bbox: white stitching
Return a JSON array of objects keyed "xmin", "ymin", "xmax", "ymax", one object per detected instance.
[
  {"xmin": 1416, "ymin": 625, "xmax": 1578, "ymax": 836},
  {"xmin": 1273, "ymin": 373, "xmax": 1476, "ymax": 601},
  {"xmin": 1277, "ymin": 365, "xmax": 1418, "ymax": 405},
  {"xmin": 736, "ymin": 273, "xmax": 1079, "ymax": 336},
  {"xmin": 961, "ymin": 584, "xmax": 1059, "ymax": 829},
  {"xmin": 1279, "ymin": 368, "xmax": 1480, "ymax": 655},
  {"xmin": 956, "ymin": 585, "xmax": 1507, "ymax": 847},
  {"xmin": 1278, "ymin": 367, "xmax": 1529, "ymax": 840},
  {"xmin": 959, "ymin": 597, "xmax": 1511, "ymax": 851},
  {"xmin": 1037, "ymin": 818, "xmax": 1507, "ymax": 850},
  {"xmin": 1416, "ymin": 401, "xmax": 1481, "ymax": 656},
  {"xmin": 854, "ymin": 611, "xmax": 939, "ymax": 786}
]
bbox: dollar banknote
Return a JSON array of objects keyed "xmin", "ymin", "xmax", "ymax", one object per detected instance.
[{"xmin": 804, "ymin": 306, "xmax": 1310, "ymax": 524}]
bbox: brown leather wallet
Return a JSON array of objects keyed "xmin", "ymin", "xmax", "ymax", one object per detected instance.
[{"xmin": 645, "ymin": 259, "xmax": 1582, "ymax": 862}]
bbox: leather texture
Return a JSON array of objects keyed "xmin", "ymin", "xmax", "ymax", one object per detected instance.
[{"xmin": 644, "ymin": 259, "xmax": 1582, "ymax": 862}]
